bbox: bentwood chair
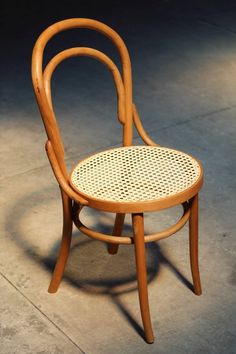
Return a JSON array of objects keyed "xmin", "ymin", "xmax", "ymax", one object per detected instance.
[{"xmin": 31, "ymin": 18, "xmax": 203, "ymax": 343}]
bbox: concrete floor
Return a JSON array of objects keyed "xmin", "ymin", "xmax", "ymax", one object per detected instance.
[{"xmin": 0, "ymin": 1, "xmax": 236, "ymax": 353}]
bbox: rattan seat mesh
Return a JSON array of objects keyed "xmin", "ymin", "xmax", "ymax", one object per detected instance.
[{"xmin": 70, "ymin": 146, "xmax": 201, "ymax": 202}]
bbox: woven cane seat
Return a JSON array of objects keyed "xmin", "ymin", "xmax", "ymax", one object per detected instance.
[{"xmin": 70, "ymin": 146, "xmax": 202, "ymax": 203}]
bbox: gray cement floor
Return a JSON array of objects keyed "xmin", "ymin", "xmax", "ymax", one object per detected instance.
[{"xmin": 0, "ymin": 1, "xmax": 236, "ymax": 353}]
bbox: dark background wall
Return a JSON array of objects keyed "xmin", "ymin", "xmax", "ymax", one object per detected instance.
[
  {"xmin": 2, "ymin": 0, "xmax": 236, "ymax": 168},
  {"xmin": 1, "ymin": 0, "xmax": 236, "ymax": 157},
  {"xmin": 2, "ymin": 0, "xmax": 236, "ymax": 133}
]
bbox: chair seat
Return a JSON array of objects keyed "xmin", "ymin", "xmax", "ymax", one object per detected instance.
[{"xmin": 70, "ymin": 146, "xmax": 202, "ymax": 204}]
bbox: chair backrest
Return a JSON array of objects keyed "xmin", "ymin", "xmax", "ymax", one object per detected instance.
[{"xmin": 31, "ymin": 18, "xmax": 133, "ymax": 178}]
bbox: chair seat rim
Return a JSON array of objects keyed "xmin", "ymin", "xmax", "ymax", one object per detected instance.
[
  {"xmin": 69, "ymin": 145, "xmax": 204, "ymax": 213},
  {"xmin": 70, "ymin": 175, "xmax": 204, "ymax": 213}
]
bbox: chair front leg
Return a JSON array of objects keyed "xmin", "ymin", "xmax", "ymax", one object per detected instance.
[
  {"xmin": 48, "ymin": 189, "xmax": 73, "ymax": 293},
  {"xmin": 108, "ymin": 213, "xmax": 125, "ymax": 255},
  {"xmin": 132, "ymin": 213, "xmax": 154, "ymax": 343},
  {"xmin": 189, "ymin": 194, "xmax": 202, "ymax": 295}
]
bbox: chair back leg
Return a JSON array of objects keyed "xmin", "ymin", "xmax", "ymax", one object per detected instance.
[
  {"xmin": 108, "ymin": 213, "xmax": 125, "ymax": 254},
  {"xmin": 48, "ymin": 189, "xmax": 73, "ymax": 293},
  {"xmin": 189, "ymin": 194, "xmax": 202, "ymax": 295}
]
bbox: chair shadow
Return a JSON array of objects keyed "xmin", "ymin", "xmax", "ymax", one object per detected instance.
[{"xmin": 6, "ymin": 186, "xmax": 194, "ymax": 340}]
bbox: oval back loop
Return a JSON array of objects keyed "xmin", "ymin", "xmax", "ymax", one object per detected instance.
[
  {"xmin": 43, "ymin": 48, "xmax": 126, "ymax": 125},
  {"xmin": 32, "ymin": 18, "xmax": 133, "ymax": 177}
]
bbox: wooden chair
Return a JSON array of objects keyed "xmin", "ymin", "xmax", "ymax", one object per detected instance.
[{"xmin": 31, "ymin": 18, "xmax": 203, "ymax": 343}]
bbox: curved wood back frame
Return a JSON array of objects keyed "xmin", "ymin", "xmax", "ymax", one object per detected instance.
[
  {"xmin": 32, "ymin": 18, "xmax": 133, "ymax": 177},
  {"xmin": 43, "ymin": 47, "xmax": 126, "ymax": 125},
  {"xmin": 32, "ymin": 20, "xmax": 202, "ymax": 343}
]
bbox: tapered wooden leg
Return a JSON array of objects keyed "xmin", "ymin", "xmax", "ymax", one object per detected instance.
[
  {"xmin": 189, "ymin": 194, "xmax": 202, "ymax": 296},
  {"xmin": 48, "ymin": 189, "xmax": 73, "ymax": 293},
  {"xmin": 132, "ymin": 213, "xmax": 154, "ymax": 344},
  {"xmin": 107, "ymin": 213, "xmax": 125, "ymax": 255}
]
